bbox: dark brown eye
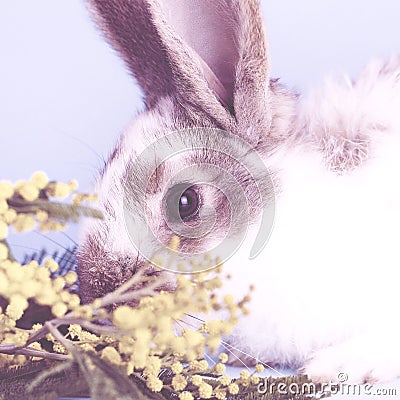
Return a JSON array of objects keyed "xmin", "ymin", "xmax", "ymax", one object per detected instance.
[{"xmin": 166, "ymin": 185, "xmax": 200, "ymax": 221}]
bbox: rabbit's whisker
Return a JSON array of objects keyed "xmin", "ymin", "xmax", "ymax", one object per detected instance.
[
  {"xmin": 60, "ymin": 231, "xmax": 79, "ymax": 247},
  {"xmin": 180, "ymin": 314, "xmax": 282, "ymax": 375},
  {"xmin": 222, "ymin": 342, "xmax": 285, "ymax": 376},
  {"xmin": 7, "ymin": 244, "xmax": 47, "ymax": 254},
  {"xmin": 59, "ymin": 131, "xmax": 108, "ymax": 173},
  {"xmin": 33, "ymin": 231, "xmax": 75, "ymax": 255}
]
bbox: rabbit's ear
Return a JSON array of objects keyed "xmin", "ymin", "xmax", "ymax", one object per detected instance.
[{"xmin": 87, "ymin": 0, "xmax": 269, "ymax": 137}]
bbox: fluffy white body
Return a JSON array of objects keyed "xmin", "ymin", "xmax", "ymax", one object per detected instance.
[{"xmin": 224, "ymin": 59, "xmax": 400, "ymax": 383}]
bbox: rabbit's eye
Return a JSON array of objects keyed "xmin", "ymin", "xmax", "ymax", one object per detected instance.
[{"xmin": 166, "ymin": 185, "xmax": 200, "ymax": 221}]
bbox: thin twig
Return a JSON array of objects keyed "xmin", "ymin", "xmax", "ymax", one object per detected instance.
[
  {"xmin": 0, "ymin": 344, "xmax": 70, "ymax": 361},
  {"xmin": 100, "ymin": 276, "xmax": 170, "ymax": 308},
  {"xmin": 100, "ymin": 269, "xmax": 146, "ymax": 300},
  {"xmin": 45, "ymin": 322, "xmax": 75, "ymax": 354},
  {"xmin": 7, "ymin": 198, "xmax": 103, "ymax": 222}
]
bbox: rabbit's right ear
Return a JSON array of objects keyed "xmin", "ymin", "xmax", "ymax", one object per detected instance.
[
  {"xmin": 87, "ymin": 0, "xmax": 234, "ymax": 129},
  {"xmin": 87, "ymin": 0, "xmax": 270, "ymax": 139}
]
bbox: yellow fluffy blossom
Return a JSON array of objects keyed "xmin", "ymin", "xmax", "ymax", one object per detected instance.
[
  {"xmin": 36, "ymin": 210, "xmax": 49, "ymax": 223},
  {"xmin": 215, "ymin": 390, "xmax": 227, "ymax": 400},
  {"xmin": 113, "ymin": 305, "xmax": 138, "ymax": 330},
  {"xmin": 191, "ymin": 375, "xmax": 203, "ymax": 386},
  {"xmin": 240, "ymin": 370, "xmax": 250, "ymax": 380},
  {"xmin": 13, "ymin": 214, "xmax": 35, "ymax": 232},
  {"xmin": 188, "ymin": 360, "xmax": 200, "ymax": 372},
  {"xmin": 144, "ymin": 356, "xmax": 162, "ymax": 377},
  {"xmin": 146, "ymin": 376, "xmax": 163, "ymax": 392},
  {"xmin": 168, "ymin": 235, "xmax": 180, "ymax": 251},
  {"xmin": 182, "ymin": 329, "xmax": 204, "ymax": 347},
  {"xmin": 197, "ymin": 359, "xmax": 208, "ymax": 371},
  {"xmin": 206, "ymin": 320, "xmax": 225, "ymax": 336},
  {"xmin": 228, "ymin": 383, "xmax": 239, "ymax": 395},
  {"xmin": 34, "ymin": 267, "xmax": 50, "ymax": 281},
  {"xmin": 213, "ymin": 363, "xmax": 226, "ymax": 375},
  {"xmin": 68, "ymin": 324, "xmax": 83, "ymax": 339},
  {"xmin": 0, "ymin": 182, "xmax": 14, "ymax": 200},
  {"xmin": 0, "ymin": 221, "xmax": 8, "ymax": 240},
  {"xmin": 179, "ymin": 392, "xmax": 194, "ymax": 400},
  {"xmin": 5, "ymin": 262, "xmax": 25, "ymax": 281},
  {"xmin": 6, "ymin": 294, "xmax": 29, "ymax": 321},
  {"xmin": 32, "ymin": 323, "xmax": 43, "ymax": 331},
  {"xmin": 44, "ymin": 258, "xmax": 59, "ymax": 273},
  {"xmin": 80, "ymin": 343, "xmax": 95, "ymax": 353},
  {"xmin": 185, "ymin": 350, "xmax": 198, "ymax": 362},
  {"xmin": 4, "ymin": 331, "xmax": 29, "ymax": 347},
  {"xmin": 130, "ymin": 344, "xmax": 149, "ymax": 370},
  {"xmin": 35, "ymin": 290, "xmax": 57, "ymax": 306},
  {"xmin": 0, "ymin": 243, "xmax": 8, "ymax": 260},
  {"xmin": 171, "ymin": 361, "xmax": 183, "ymax": 375},
  {"xmin": 39, "ymin": 221, "xmax": 65, "ymax": 232},
  {"xmin": 218, "ymin": 353, "xmax": 229, "ymax": 364},
  {"xmin": 51, "ymin": 302, "xmax": 68, "ymax": 318},
  {"xmin": 28, "ymin": 341, "xmax": 43, "ymax": 360},
  {"xmin": 68, "ymin": 294, "xmax": 81, "ymax": 308},
  {"xmin": 101, "ymin": 346, "xmax": 122, "ymax": 365},
  {"xmin": 198, "ymin": 383, "xmax": 213, "ymax": 399},
  {"xmin": 250, "ymin": 376, "xmax": 260, "ymax": 385},
  {"xmin": 101, "ymin": 335, "xmax": 115, "ymax": 344},
  {"xmin": 255, "ymin": 364, "xmax": 264, "ymax": 373},
  {"xmin": 64, "ymin": 271, "xmax": 78, "ymax": 285},
  {"xmin": 73, "ymin": 305, "xmax": 93, "ymax": 319},
  {"xmin": 206, "ymin": 336, "xmax": 221, "ymax": 354},
  {"xmin": 223, "ymin": 295, "xmax": 235, "ymax": 307},
  {"xmin": 80, "ymin": 331, "xmax": 99, "ymax": 342},
  {"xmin": 0, "ymin": 273, "xmax": 9, "ymax": 293},
  {"xmin": 53, "ymin": 343, "xmax": 67, "ymax": 354},
  {"xmin": 69, "ymin": 180, "xmax": 78, "ymax": 191},
  {"xmin": 20, "ymin": 280, "xmax": 41, "ymax": 298},
  {"xmin": 72, "ymin": 193, "xmax": 98, "ymax": 206},
  {"xmin": 0, "ymin": 200, "xmax": 8, "ymax": 215},
  {"xmin": 219, "ymin": 375, "xmax": 231, "ymax": 386},
  {"xmin": 17, "ymin": 183, "xmax": 39, "ymax": 202},
  {"xmin": 46, "ymin": 182, "xmax": 75, "ymax": 198},
  {"xmin": 53, "ymin": 277, "xmax": 65, "ymax": 292},
  {"xmin": 2, "ymin": 209, "xmax": 17, "ymax": 224},
  {"xmin": 172, "ymin": 374, "xmax": 187, "ymax": 391},
  {"xmin": 31, "ymin": 172, "xmax": 48, "ymax": 189},
  {"xmin": 92, "ymin": 299, "xmax": 102, "ymax": 309}
]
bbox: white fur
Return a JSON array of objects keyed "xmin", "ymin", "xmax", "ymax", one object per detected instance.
[{"xmin": 220, "ymin": 59, "xmax": 400, "ymax": 382}]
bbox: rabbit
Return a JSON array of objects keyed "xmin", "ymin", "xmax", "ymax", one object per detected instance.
[{"xmin": 77, "ymin": 0, "xmax": 400, "ymax": 384}]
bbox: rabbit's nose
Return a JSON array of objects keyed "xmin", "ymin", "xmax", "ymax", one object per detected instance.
[
  {"xmin": 77, "ymin": 235, "xmax": 150, "ymax": 304},
  {"xmin": 77, "ymin": 232, "xmax": 175, "ymax": 307}
]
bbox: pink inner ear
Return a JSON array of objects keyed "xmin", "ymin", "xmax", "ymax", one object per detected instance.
[{"xmin": 159, "ymin": 0, "xmax": 239, "ymax": 104}]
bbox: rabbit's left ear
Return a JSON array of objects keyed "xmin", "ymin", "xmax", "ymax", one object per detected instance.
[
  {"xmin": 87, "ymin": 0, "xmax": 270, "ymax": 142},
  {"xmin": 162, "ymin": 0, "xmax": 272, "ymax": 142}
]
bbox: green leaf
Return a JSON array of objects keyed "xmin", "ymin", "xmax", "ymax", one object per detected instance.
[
  {"xmin": 73, "ymin": 350, "xmax": 161, "ymax": 400},
  {"xmin": 7, "ymin": 198, "xmax": 103, "ymax": 223}
]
